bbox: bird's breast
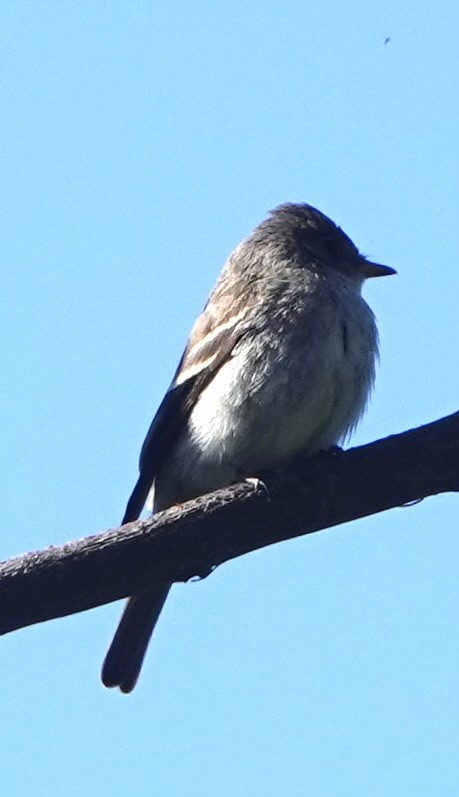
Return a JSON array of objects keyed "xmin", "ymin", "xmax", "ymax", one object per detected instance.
[{"xmin": 155, "ymin": 288, "xmax": 378, "ymax": 506}]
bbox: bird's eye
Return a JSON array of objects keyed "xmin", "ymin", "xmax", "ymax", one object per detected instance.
[
  {"xmin": 322, "ymin": 236, "xmax": 344, "ymax": 258},
  {"xmin": 322, "ymin": 233, "xmax": 358, "ymax": 261}
]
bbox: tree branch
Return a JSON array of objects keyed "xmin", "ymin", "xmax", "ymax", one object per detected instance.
[{"xmin": 1, "ymin": 412, "xmax": 458, "ymax": 636}]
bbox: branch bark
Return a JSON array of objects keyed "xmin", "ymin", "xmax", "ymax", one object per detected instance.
[{"xmin": 1, "ymin": 412, "xmax": 458, "ymax": 636}]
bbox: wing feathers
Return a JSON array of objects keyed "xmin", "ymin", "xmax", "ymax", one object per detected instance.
[{"xmin": 121, "ymin": 305, "xmax": 252, "ymax": 523}]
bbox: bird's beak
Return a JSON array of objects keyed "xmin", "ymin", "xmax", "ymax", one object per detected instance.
[{"xmin": 361, "ymin": 259, "xmax": 397, "ymax": 278}]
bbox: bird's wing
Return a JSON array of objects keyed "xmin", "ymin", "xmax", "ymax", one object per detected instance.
[{"xmin": 121, "ymin": 292, "xmax": 252, "ymax": 524}]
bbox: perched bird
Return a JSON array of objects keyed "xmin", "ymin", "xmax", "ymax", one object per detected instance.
[{"xmin": 101, "ymin": 202, "xmax": 395, "ymax": 693}]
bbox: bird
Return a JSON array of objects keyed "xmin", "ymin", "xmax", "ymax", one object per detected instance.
[{"xmin": 101, "ymin": 202, "xmax": 395, "ymax": 693}]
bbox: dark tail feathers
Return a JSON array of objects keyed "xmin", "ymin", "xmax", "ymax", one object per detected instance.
[{"xmin": 101, "ymin": 584, "xmax": 171, "ymax": 693}]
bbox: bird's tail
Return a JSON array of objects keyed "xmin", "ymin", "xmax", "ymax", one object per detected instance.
[{"xmin": 101, "ymin": 584, "xmax": 171, "ymax": 693}]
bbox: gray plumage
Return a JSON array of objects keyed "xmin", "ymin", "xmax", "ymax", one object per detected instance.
[{"xmin": 101, "ymin": 202, "xmax": 395, "ymax": 693}]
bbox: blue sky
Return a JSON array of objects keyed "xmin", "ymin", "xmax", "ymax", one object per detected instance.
[{"xmin": 1, "ymin": 2, "xmax": 458, "ymax": 795}]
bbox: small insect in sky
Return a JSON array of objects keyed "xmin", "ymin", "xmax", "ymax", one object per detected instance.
[{"xmin": 384, "ymin": 37, "xmax": 391, "ymax": 46}]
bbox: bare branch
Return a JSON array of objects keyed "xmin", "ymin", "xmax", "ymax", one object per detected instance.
[{"xmin": 0, "ymin": 412, "xmax": 458, "ymax": 636}]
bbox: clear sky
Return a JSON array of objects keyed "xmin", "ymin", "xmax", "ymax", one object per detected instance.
[{"xmin": 1, "ymin": 2, "xmax": 458, "ymax": 795}]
